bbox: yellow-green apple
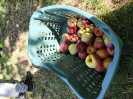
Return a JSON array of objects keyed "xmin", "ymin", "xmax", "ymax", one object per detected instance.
[
  {"xmin": 102, "ymin": 33, "xmax": 107, "ymax": 40},
  {"xmin": 70, "ymin": 34, "xmax": 79, "ymax": 43},
  {"xmin": 62, "ymin": 33, "xmax": 70, "ymax": 43},
  {"xmin": 77, "ymin": 28, "xmax": 85, "ymax": 38},
  {"xmin": 76, "ymin": 40, "xmax": 87, "ymax": 53},
  {"xmin": 77, "ymin": 18, "xmax": 89, "ymax": 28},
  {"xmin": 107, "ymin": 47, "xmax": 115, "ymax": 56},
  {"xmin": 103, "ymin": 57, "xmax": 112, "ymax": 69},
  {"xmin": 60, "ymin": 43, "xmax": 69, "ymax": 53},
  {"xmin": 94, "ymin": 61, "xmax": 105, "ymax": 72},
  {"xmin": 85, "ymin": 54, "xmax": 100, "ymax": 68},
  {"xmin": 96, "ymin": 48, "xmax": 108, "ymax": 59},
  {"xmin": 104, "ymin": 37, "xmax": 114, "ymax": 49},
  {"xmin": 78, "ymin": 51, "xmax": 88, "ymax": 59},
  {"xmin": 81, "ymin": 33, "xmax": 94, "ymax": 45},
  {"xmin": 67, "ymin": 17, "xmax": 77, "ymax": 27},
  {"xmin": 86, "ymin": 45, "xmax": 96, "ymax": 54},
  {"xmin": 56, "ymin": 45, "xmax": 61, "ymax": 53},
  {"xmin": 68, "ymin": 43, "xmax": 77, "ymax": 55},
  {"xmin": 86, "ymin": 24, "xmax": 95, "ymax": 33},
  {"xmin": 94, "ymin": 37, "xmax": 105, "ymax": 49},
  {"xmin": 66, "ymin": 26, "xmax": 77, "ymax": 34},
  {"xmin": 94, "ymin": 27, "xmax": 104, "ymax": 37}
]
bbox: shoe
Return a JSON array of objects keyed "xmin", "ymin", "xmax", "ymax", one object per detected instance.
[
  {"xmin": 26, "ymin": 83, "xmax": 35, "ymax": 91},
  {"xmin": 17, "ymin": 92, "xmax": 26, "ymax": 99},
  {"xmin": 25, "ymin": 71, "xmax": 33, "ymax": 83},
  {"xmin": 20, "ymin": 81, "xmax": 35, "ymax": 92},
  {"xmin": 0, "ymin": 48, "xmax": 2, "ymax": 51},
  {"xmin": 23, "ymin": 71, "xmax": 35, "ymax": 91}
]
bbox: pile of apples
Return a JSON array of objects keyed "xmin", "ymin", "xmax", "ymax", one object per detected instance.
[{"xmin": 57, "ymin": 17, "xmax": 115, "ymax": 72}]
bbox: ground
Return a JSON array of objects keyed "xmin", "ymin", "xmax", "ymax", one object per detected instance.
[{"xmin": 0, "ymin": 0, "xmax": 133, "ymax": 99}]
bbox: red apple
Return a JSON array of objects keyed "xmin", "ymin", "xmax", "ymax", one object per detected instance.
[
  {"xmin": 81, "ymin": 33, "xmax": 94, "ymax": 45},
  {"xmin": 67, "ymin": 17, "xmax": 77, "ymax": 27},
  {"xmin": 78, "ymin": 51, "xmax": 88, "ymax": 59},
  {"xmin": 77, "ymin": 18, "xmax": 89, "ymax": 28},
  {"xmin": 94, "ymin": 37, "xmax": 105, "ymax": 49},
  {"xmin": 94, "ymin": 27, "xmax": 104, "ymax": 37},
  {"xmin": 94, "ymin": 61, "xmax": 105, "ymax": 72},
  {"xmin": 86, "ymin": 45, "xmax": 96, "ymax": 54},
  {"xmin": 96, "ymin": 48, "xmax": 108, "ymax": 59},
  {"xmin": 76, "ymin": 40, "xmax": 87, "ymax": 53},
  {"xmin": 104, "ymin": 37, "xmax": 114, "ymax": 49},
  {"xmin": 70, "ymin": 34, "xmax": 79, "ymax": 43},
  {"xmin": 66, "ymin": 26, "xmax": 77, "ymax": 34},
  {"xmin": 85, "ymin": 54, "xmax": 100, "ymax": 68},
  {"xmin": 62, "ymin": 33, "xmax": 70, "ymax": 43},
  {"xmin": 60, "ymin": 43, "xmax": 69, "ymax": 53},
  {"xmin": 107, "ymin": 48, "xmax": 115, "ymax": 56}
]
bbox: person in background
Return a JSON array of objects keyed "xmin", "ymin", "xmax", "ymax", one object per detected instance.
[
  {"xmin": 0, "ymin": 44, "xmax": 35, "ymax": 99},
  {"xmin": 0, "ymin": 71, "xmax": 35, "ymax": 99}
]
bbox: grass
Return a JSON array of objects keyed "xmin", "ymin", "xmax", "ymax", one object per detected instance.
[{"xmin": 0, "ymin": 0, "xmax": 133, "ymax": 99}]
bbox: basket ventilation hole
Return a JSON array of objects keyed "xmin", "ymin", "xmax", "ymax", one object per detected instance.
[
  {"xmin": 86, "ymin": 87, "xmax": 91, "ymax": 92},
  {"xmin": 36, "ymin": 44, "xmax": 57, "ymax": 61}
]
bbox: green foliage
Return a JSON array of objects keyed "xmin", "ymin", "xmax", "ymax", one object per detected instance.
[{"xmin": 0, "ymin": 0, "xmax": 8, "ymax": 8}]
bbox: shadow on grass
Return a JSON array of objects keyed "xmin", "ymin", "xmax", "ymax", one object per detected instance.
[
  {"xmin": 97, "ymin": 1, "xmax": 133, "ymax": 99},
  {"xmin": 0, "ymin": 0, "xmax": 133, "ymax": 99}
]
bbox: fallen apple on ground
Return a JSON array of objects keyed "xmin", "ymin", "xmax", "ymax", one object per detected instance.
[{"xmin": 85, "ymin": 54, "xmax": 100, "ymax": 68}]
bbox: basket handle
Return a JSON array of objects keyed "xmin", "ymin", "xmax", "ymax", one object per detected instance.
[
  {"xmin": 33, "ymin": 10, "xmax": 64, "ymax": 23},
  {"xmin": 32, "ymin": 10, "xmax": 62, "ymax": 44}
]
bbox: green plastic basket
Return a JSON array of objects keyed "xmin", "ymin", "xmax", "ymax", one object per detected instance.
[{"xmin": 28, "ymin": 5, "xmax": 123, "ymax": 99}]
